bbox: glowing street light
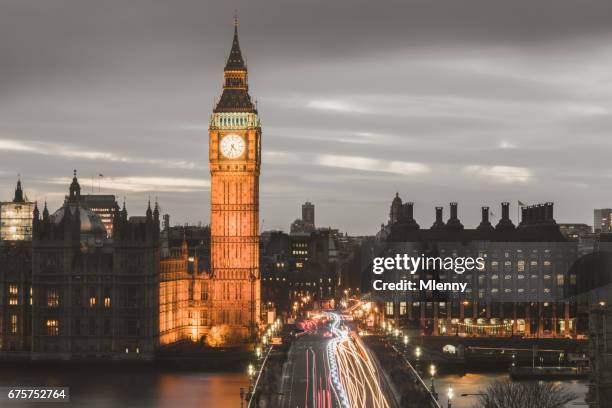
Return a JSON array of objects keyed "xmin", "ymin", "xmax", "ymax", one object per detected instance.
[
  {"xmin": 447, "ymin": 386, "xmax": 453, "ymax": 408},
  {"xmin": 415, "ymin": 346, "xmax": 421, "ymax": 359},
  {"xmin": 255, "ymin": 347, "xmax": 261, "ymax": 359},
  {"xmin": 403, "ymin": 335, "xmax": 409, "ymax": 346},
  {"xmin": 430, "ymin": 364, "xmax": 437, "ymax": 397},
  {"xmin": 248, "ymin": 364, "xmax": 255, "ymax": 377}
]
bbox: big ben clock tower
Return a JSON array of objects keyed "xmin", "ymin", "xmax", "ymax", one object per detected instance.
[{"xmin": 209, "ymin": 18, "xmax": 261, "ymax": 342}]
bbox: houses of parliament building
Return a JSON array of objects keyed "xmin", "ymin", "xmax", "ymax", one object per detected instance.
[{"xmin": 0, "ymin": 20, "xmax": 261, "ymax": 358}]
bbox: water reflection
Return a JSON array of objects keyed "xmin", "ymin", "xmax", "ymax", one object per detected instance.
[
  {"xmin": 0, "ymin": 368, "xmax": 249, "ymax": 408},
  {"xmin": 434, "ymin": 373, "xmax": 588, "ymax": 408}
]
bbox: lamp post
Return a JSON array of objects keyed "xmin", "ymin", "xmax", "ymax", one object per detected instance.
[
  {"xmin": 447, "ymin": 386, "xmax": 453, "ymax": 408},
  {"xmin": 429, "ymin": 364, "xmax": 437, "ymax": 399},
  {"xmin": 415, "ymin": 346, "xmax": 421, "ymax": 373}
]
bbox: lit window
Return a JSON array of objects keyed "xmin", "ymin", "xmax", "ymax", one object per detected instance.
[
  {"xmin": 47, "ymin": 290, "xmax": 59, "ymax": 307},
  {"xmin": 556, "ymin": 275, "xmax": 565, "ymax": 286},
  {"xmin": 89, "ymin": 297, "xmax": 96, "ymax": 307},
  {"xmin": 385, "ymin": 302, "xmax": 394, "ymax": 316},
  {"xmin": 46, "ymin": 319, "xmax": 59, "ymax": 336},
  {"xmin": 104, "ymin": 297, "xmax": 111, "ymax": 308},
  {"xmin": 10, "ymin": 314, "xmax": 18, "ymax": 334}
]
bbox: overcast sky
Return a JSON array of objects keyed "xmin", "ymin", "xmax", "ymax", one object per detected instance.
[{"xmin": 1, "ymin": 0, "xmax": 612, "ymax": 234}]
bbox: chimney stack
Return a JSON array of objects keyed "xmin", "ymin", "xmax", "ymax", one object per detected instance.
[
  {"xmin": 481, "ymin": 207, "xmax": 489, "ymax": 224},
  {"xmin": 477, "ymin": 206, "xmax": 494, "ymax": 231},
  {"xmin": 450, "ymin": 202, "xmax": 458, "ymax": 219},
  {"xmin": 446, "ymin": 202, "xmax": 464, "ymax": 230},
  {"xmin": 495, "ymin": 202, "xmax": 515, "ymax": 231},
  {"xmin": 501, "ymin": 202, "xmax": 510, "ymax": 220},
  {"xmin": 431, "ymin": 206, "xmax": 445, "ymax": 229}
]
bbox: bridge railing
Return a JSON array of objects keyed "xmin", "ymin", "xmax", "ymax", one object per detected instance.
[{"xmin": 390, "ymin": 344, "xmax": 442, "ymax": 408}]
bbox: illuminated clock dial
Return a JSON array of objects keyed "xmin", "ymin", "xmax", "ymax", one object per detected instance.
[{"xmin": 220, "ymin": 134, "xmax": 245, "ymax": 159}]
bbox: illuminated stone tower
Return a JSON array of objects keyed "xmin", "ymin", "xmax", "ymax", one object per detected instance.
[{"xmin": 208, "ymin": 18, "xmax": 261, "ymax": 342}]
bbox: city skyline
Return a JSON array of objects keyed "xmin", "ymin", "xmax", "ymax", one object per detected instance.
[{"xmin": 2, "ymin": 1, "xmax": 612, "ymax": 234}]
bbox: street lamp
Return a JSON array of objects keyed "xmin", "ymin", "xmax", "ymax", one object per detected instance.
[
  {"xmin": 415, "ymin": 346, "xmax": 421, "ymax": 359},
  {"xmin": 447, "ymin": 386, "xmax": 453, "ymax": 408},
  {"xmin": 248, "ymin": 364, "xmax": 255, "ymax": 377},
  {"xmin": 403, "ymin": 335, "xmax": 409, "ymax": 346},
  {"xmin": 430, "ymin": 364, "xmax": 437, "ymax": 399},
  {"xmin": 256, "ymin": 347, "xmax": 261, "ymax": 359}
]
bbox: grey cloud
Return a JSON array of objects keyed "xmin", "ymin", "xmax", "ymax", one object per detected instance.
[{"xmin": 1, "ymin": 0, "xmax": 612, "ymax": 234}]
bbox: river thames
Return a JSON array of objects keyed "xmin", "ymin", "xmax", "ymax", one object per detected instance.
[
  {"xmin": 0, "ymin": 367, "xmax": 249, "ymax": 408},
  {"xmin": 434, "ymin": 372, "xmax": 588, "ymax": 408},
  {"xmin": 0, "ymin": 367, "xmax": 588, "ymax": 408}
]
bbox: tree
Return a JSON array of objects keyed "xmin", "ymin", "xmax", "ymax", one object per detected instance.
[{"xmin": 472, "ymin": 380, "xmax": 577, "ymax": 408}]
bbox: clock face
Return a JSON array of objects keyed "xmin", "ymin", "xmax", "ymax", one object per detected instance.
[{"xmin": 220, "ymin": 134, "xmax": 245, "ymax": 159}]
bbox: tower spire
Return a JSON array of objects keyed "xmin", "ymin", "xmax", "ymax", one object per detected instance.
[
  {"xmin": 225, "ymin": 14, "xmax": 245, "ymax": 71},
  {"xmin": 69, "ymin": 169, "xmax": 81, "ymax": 202},
  {"xmin": 214, "ymin": 17, "xmax": 255, "ymax": 113},
  {"xmin": 13, "ymin": 176, "xmax": 24, "ymax": 203}
]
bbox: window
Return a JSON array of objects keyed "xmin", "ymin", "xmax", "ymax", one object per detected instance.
[
  {"xmin": 385, "ymin": 302, "xmax": 394, "ymax": 316},
  {"xmin": 8, "ymin": 284, "xmax": 18, "ymax": 305},
  {"xmin": 89, "ymin": 318, "xmax": 96, "ymax": 335},
  {"xmin": 73, "ymin": 287, "xmax": 82, "ymax": 306},
  {"xmin": 47, "ymin": 289, "xmax": 59, "ymax": 307},
  {"xmin": 89, "ymin": 287, "xmax": 96, "ymax": 308},
  {"xmin": 104, "ymin": 297, "xmax": 111, "ymax": 308},
  {"xmin": 399, "ymin": 301, "xmax": 407, "ymax": 316},
  {"xmin": 46, "ymin": 320, "xmax": 59, "ymax": 336},
  {"xmin": 10, "ymin": 314, "xmax": 18, "ymax": 334},
  {"xmin": 557, "ymin": 275, "xmax": 565, "ymax": 286}
]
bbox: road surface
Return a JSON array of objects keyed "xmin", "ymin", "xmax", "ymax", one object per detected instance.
[{"xmin": 277, "ymin": 313, "xmax": 393, "ymax": 408}]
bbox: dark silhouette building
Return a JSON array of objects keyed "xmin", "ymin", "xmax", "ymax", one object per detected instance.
[
  {"xmin": 372, "ymin": 195, "xmax": 585, "ymax": 338},
  {"xmin": 17, "ymin": 171, "xmax": 161, "ymax": 359}
]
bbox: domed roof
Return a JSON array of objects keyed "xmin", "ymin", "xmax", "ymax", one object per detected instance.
[{"xmin": 51, "ymin": 203, "xmax": 107, "ymax": 236}]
